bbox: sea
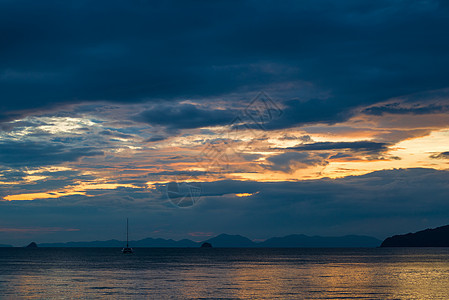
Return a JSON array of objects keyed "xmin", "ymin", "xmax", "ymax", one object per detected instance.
[{"xmin": 1, "ymin": 247, "xmax": 449, "ymax": 299}]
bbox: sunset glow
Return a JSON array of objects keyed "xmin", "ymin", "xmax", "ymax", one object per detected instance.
[{"xmin": 1, "ymin": 0, "xmax": 449, "ymax": 247}]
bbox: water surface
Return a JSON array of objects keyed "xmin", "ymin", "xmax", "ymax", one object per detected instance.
[{"xmin": 1, "ymin": 247, "xmax": 449, "ymax": 299}]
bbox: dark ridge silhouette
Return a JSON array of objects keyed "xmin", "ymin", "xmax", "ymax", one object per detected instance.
[
  {"xmin": 201, "ymin": 242, "xmax": 212, "ymax": 248},
  {"xmin": 133, "ymin": 238, "xmax": 198, "ymax": 248},
  {"xmin": 203, "ymin": 234, "xmax": 256, "ymax": 248},
  {"xmin": 0, "ymin": 244, "xmax": 13, "ymax": 247},
  {"xmin": 40, "ymin": 239, "xmax": 123, "ymax": 247},
  {"xmin": 260, "ymin": 234, "xmax": 381, "ymax": 248},
  {"xmin": 26, "ymin": 242, "xmax": 38, "ymax": 248},
  {"xmin": 36, "ymin": 233, "xmax": 381, "ymax": 248},
  {"xmin": 39, "ymin": 238, "xmax": 198, "ymax": 248},
  {"xmin": 381, "ymin": 224, "xmax": 449, "ymax": 247}
]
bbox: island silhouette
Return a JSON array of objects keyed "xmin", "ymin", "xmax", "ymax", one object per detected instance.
[
  {"xmin": 381, "ymin": 224, "xmax": 449, "ymax": 247},
  {"xmin": 25, "ymin": 242, "xmax": 38, "ymax": 248}
]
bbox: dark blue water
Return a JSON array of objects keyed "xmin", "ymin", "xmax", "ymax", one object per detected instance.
[{"xmin": 1, "ymin": 247, "xmax": 449, "ymax": 299}]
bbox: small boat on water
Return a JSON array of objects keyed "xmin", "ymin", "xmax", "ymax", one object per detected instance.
[{"xmin": 122, "ymin": 218, "xmax": 134, "ymax": 254}]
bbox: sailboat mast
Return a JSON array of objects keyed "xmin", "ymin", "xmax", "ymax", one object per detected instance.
[{"xmin": 122, "ymin": 217, "xmax": 133, "ymax": 253}]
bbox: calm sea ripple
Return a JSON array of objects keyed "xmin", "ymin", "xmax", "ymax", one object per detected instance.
[{"xmin": 1, "ymin": 247, "xmax": 449, "ymax": 299}]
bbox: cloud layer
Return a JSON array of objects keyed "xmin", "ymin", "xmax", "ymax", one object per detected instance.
[
  {"xmin": 2, "ymin": 0, "xmax": 449, "ymax": 124},
  {"xmin": 2, "ymin": 168, "xmax": 449, "ymax": 246},
  {"xmin": 1, "ymin": 1, "xmax": 449, "ymax": 245}
]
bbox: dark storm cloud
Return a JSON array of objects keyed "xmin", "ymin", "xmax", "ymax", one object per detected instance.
[
  {"xmin": 279, "ymin": 134, "xmax": 312, "ymax": 142},
  {"xmin": 287, "ymin": 141, "xmax": 389, "ymax": 154},
  {"xmin": 138, "ymin": 103, "xmax": 235, "ymax": 130},
  {"xmin": 146, "ymin": 170, "xmax": 209, "ymax": 178},
  {"xmin": 363, "ymin": 102, "xmax": 449, "ymax": 116},
  {"xmin": 1, "ymin": 171, "xmax": 95, "ymax": 193},
  {"xmin": 1, "ymin": 0, "xmax": 449, "ymax": 126},
  {"xmin": 257, "ymin": 98, "xmax": 354, "ymax": 130},
  {"xmin": 266, "ymin": 152, "xmax": 328, "ymax": 173},
  {"xmin": 0, "ymin": 169, "xmax": 27, "ymax": 182},
  {"xmin": 265, "ymin": 141, "xmax": 390, "ymax": 172},
  {"xmin": 0, "ymin": 141, "xmax": 103, "ymax": 167},
  {"xmin": 145, "ymin": 135, "xmax": 168, "ymax": 142},
  {"xmin": 430, "ymin": 151, "xmax": 449, "ymax": 159}
]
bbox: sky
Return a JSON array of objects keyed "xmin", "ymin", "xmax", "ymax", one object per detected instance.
[{"xmin": 1, "ymin": 0, "xmax": 449, "ymax": 246}]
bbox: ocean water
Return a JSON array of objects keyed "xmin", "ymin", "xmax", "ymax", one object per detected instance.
[{"xmin": 1, "ymin": 248, "xmax": 449, "ymax": 299}]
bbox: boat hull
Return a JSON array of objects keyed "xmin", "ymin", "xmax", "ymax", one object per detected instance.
[{"xmin": 122, "ymin": 247, "xmax": 134, "ymax": 254}]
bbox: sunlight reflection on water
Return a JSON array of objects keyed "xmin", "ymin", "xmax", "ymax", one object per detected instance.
[{"xmin": 1, "ymin": 248, "xmax": 449, "ymax": 299}]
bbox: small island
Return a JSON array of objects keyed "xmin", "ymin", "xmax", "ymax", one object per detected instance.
[
  {"xmin": 200, "ymin": 242, "xmax": 212, "ymax": 248},
  {"xmin": 26, "ymin": 242, "xmax": 38, "ymax": 248}
]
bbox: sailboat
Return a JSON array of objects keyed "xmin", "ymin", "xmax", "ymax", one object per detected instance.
[{"xmin": 122, "ymin": 218, "xmax": 134, "ymax": 254}]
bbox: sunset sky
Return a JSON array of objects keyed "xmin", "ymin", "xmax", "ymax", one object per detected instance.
[{"xmin": 1, "ymin": 0, "xmax": 449, "ymax": 246}]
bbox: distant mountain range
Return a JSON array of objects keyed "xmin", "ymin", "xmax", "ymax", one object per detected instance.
[
  {"xmin": 381, "ymin": 224, "xmax": 449, "ymax": 247},
  {"xmin": 259, "ymin": 234, "xmax": 380, "ymax": 248},
  {"xmin": 7, "ymin": 224, "xmax": 449, "ymax": 248},
  {"xmin": 39, "ymin": 238, "xmax": 198, "ymax": 248},
  {"xmin": 36, "ymin": 233, "xmax": 381, "ymax": 248},
  {"xmin": 203, "ymin": 234, "xmax": 256, "ymax": 247}
]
